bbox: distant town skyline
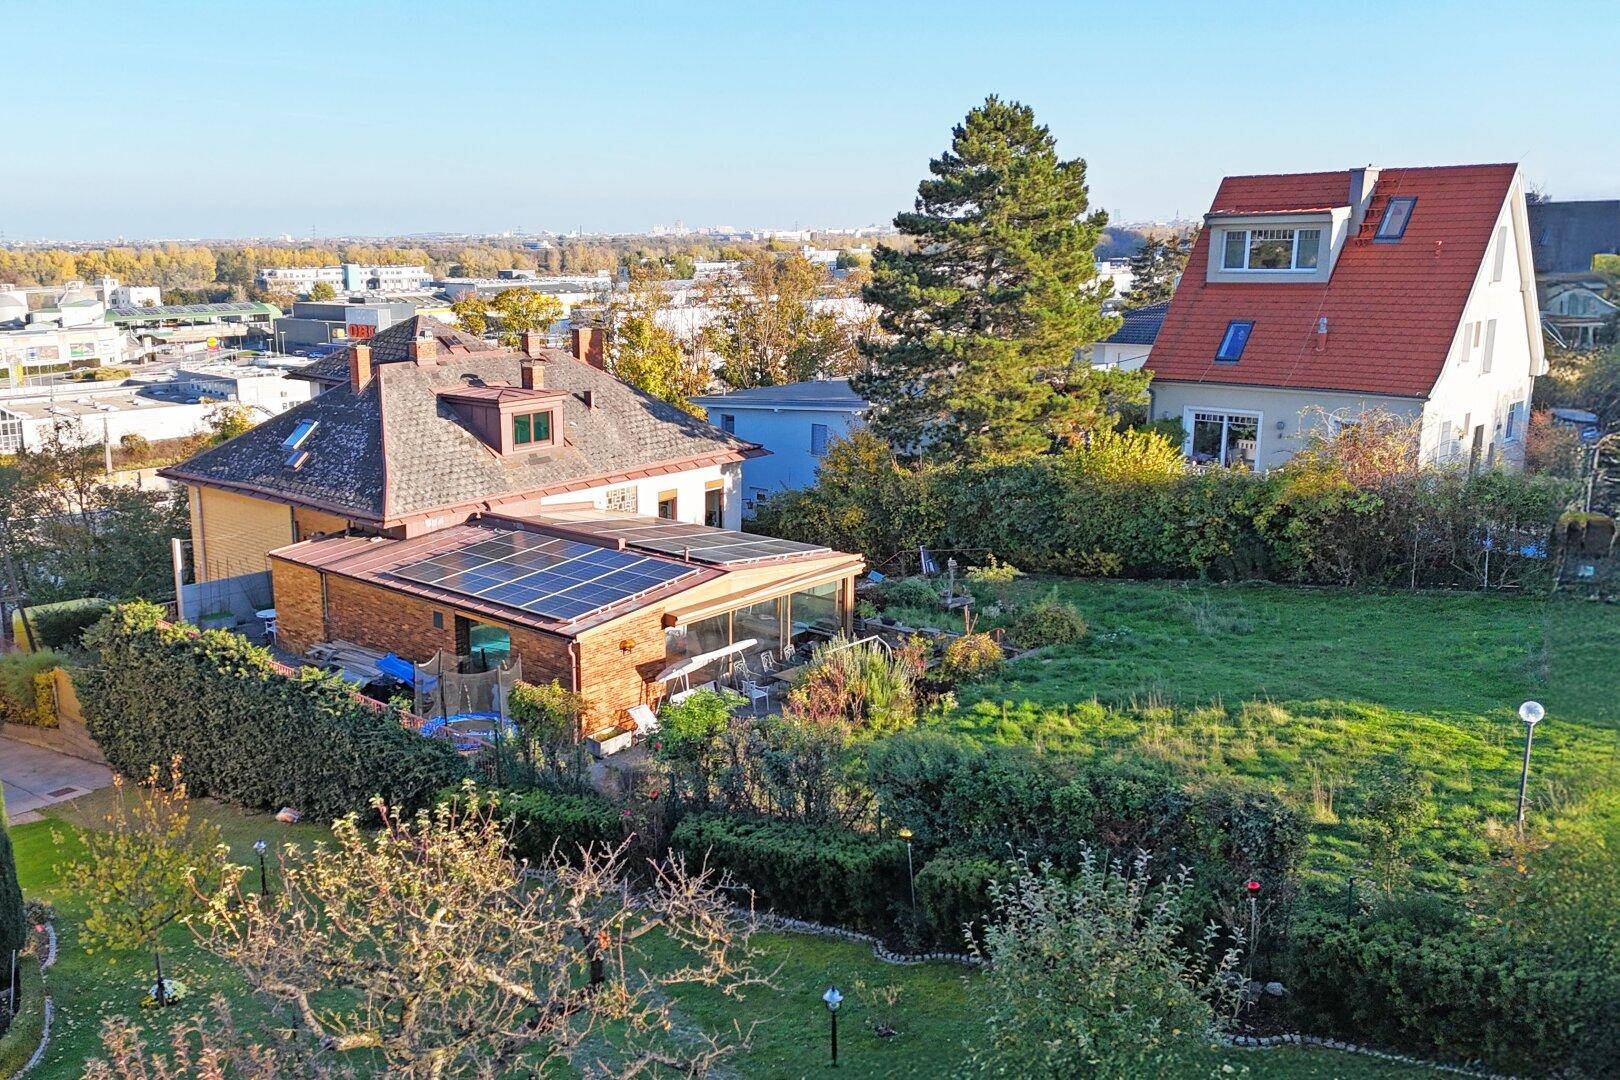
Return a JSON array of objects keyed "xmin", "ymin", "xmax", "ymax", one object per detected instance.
[{"xmin": 5, "ymin": 0, "xmax": 1617, "ymax": 242}]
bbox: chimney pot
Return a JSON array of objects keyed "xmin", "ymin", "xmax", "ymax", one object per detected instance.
[
  {"xmin": 348, "ymin": 343, "xmax": 373, "ymax": 393},
  {"xmin": 521, "ymin": 330, "xmax": 545, "ymax": 359}
]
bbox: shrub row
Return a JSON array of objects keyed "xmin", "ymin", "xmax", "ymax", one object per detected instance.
[
  {"xmin": 80, "ymin": 602, "xmax": 467, "ymax": 822},
  {"xmin": 1284, "ymin": 910, "xmax": 1619, "ymax": 1075},
  {"xmin": 751, "ymin": 436, "xmax": 1574, "ymax": 589},
  {"xmin": 16, "ymin": 597, "xmax": 113, "ymax": 650},
  {"xmin": 0, "ymin": 651, "xmax": 62, "ymax": 727},
  {"xmin": 671, "ymin": 813, "xmax": 906, "ymax": 933},
  {"xmin": 487, "ymin": 787, "xmax": 624, "ymax": 865}
]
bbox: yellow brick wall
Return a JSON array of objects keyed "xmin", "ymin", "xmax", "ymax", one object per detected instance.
[
  {"xmin": 293, "ymin": 506, "xmax": 351, "ymax": 541},
  {"xmin": 269, "ymin": 559, "xmax": 326, "ymax": 656},
  {"xmin": 190, "ymin": 486, "xmax": 294, "ymax": 582}
]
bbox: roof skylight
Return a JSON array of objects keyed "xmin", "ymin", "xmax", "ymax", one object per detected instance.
[
  {"xmin": 1375, "ymin": 197, "xmax": 1417, "ymax": 241},
  {"xmin": 1215, "ymin": 321, "xmax": 1253, "ymax": 363},
  {"xmin": 281, "ymin": 418, "xmax": 319, "ymax": 450}
]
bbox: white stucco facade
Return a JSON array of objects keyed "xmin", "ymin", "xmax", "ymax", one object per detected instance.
[{"xmin": 536, "ymin": 461, "xmax": 744, "ymax": 531}]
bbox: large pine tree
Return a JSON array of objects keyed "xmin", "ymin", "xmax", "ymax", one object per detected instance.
[{"xmin": 855, "ymin": 96, "xmax": 1123, "ymax": 464}]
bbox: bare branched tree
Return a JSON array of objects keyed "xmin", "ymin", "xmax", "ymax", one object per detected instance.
[{"xmin": 190, "ymin": 789, "xmax": 770, "ymax": 1078}]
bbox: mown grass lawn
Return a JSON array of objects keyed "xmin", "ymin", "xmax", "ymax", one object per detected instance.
[
  {"xmin": 893, "ymin": 579, "xmax": 1620, "ymax": 891},
  {"xmin": 12, "ymin": 789, "xmax": 1427, "ymax": 1077}
]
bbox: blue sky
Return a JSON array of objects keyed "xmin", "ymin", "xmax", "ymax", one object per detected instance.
[{"xmin": 6, "ymin": 0, "xmax": 1616, "ymax": 241}]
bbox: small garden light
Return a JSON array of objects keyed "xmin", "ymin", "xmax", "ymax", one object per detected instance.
[
  {"xmin": 1516, "ymin": 701, "xmax": 1545, "ymax": 839},
  {"xmin": 254, "ymin": 839, "xmax": 269, "ymax": 896},
  {"xmin": 823, "ymin": 985, "xmax": 843, "ymax": 1067},
  {"xmin": 1243, "ymin": 879, "xmax": 1261, "ymax": 978}
]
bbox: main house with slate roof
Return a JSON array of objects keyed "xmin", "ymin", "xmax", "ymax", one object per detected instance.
[
  {"xmin": 1146, "ymin": 163, "xmax": 1545, "ymax": 472},
  {"xmin": 162, "ymin": 316, "xmax": 863, "ymax": 729}
]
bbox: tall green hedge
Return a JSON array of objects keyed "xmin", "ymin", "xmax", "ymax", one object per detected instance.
[
  {"xmin": 671, "ymin": 814, "xmax": 906, "ymax": 933},
  {"xmin": 0, "ymin": 818, "xmax": 25, "ymax": 967},
  {"xmin": 751, "ymin": 439, "xmax": 1574, "ymax": 588},
  {"xmin": 80, "ymin": 602, "xmax": 467, "ymax": 822},
  {"xmin": 471, "ymin": 786, "xmax": 625, "ymax": 866},
  {"xmin": 1285, "ymin": 910, "xmax": 1620, "ymax": 1075}
]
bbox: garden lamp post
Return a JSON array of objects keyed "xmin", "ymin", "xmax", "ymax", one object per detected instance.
[
  {"xmin": 1516, "ymin": 700, "xmax": 1545, "ymax": 840},
  {"xmin": 898, "ymin": 827, "xmax": 917, "ymax": 917},
  {"xmin": 254, "ymin": 839, "xmax": 269, "ymax": 896},
  {"xmin": 1244, "ymin": 879, "xmax": 1261, "ymax": 977},
  {"xmin": 823, "ymin": 985, "xmax": 842, "ymax": 1067}
]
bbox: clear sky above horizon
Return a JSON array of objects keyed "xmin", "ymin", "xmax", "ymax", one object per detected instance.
[{"xmin": 6, "ymin": 0, "xmax": 1617, "ymax": 242}]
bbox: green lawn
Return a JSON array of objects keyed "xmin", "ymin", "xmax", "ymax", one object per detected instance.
[
  {"xmin": 896, "ymin": 579, "xmax": 1620, "ymax": 890},
  {"xmin": 11, "ymin": 789, "xmax": 1425, "ymax": 1077}
]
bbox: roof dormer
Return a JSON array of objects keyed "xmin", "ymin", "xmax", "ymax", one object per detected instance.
[
  {"xmin": 437, "ymin": 363, "xmax": 568, "ymax": 457},
  {"xmin": 1204, "ymin": 209, "xmax": 1350, "ymax": 284}
]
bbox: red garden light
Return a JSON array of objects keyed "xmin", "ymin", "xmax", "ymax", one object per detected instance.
[{"xmin": 1244, "ymin": 878, "xmax": 1261, "ymax": 896}]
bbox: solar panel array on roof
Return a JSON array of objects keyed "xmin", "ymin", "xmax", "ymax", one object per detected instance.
[
  {"xmin": 109, "ymin": 302, "xmax": 268, "ymax": 318},
  {"xmin": 389, "ymin": 529, "xmax": 697, "ymax": 622},
  {"xmin": 548, "ymin": 513, "xmax": 830, "ymax": 566}
]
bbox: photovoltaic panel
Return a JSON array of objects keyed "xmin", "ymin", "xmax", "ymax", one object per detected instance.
[
  {"xmin": 539, "ymin": 512, "xmax": 831, "ymax": 566},
  {"xmin": 389, "ymin": 528, "xmax": 698, "ymax": 622}
]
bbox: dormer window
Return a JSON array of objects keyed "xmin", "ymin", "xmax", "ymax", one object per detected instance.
[
  {"xmin": 1376, "ymin": 197, "xmax": 1416, "ymax": 241},
  {"xmin": 1221, "ymin": 228, "xmax": 1322, "ymax": 271},
  {"xmin": 513, "ymin": 410, "xmax": 553, "ymax": 446},
  {"xmin": 1215, "ymin": 321, "xmax": 1253, "ymax": 362}
]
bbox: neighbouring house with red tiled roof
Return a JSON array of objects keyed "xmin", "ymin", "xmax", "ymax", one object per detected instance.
[{"xmin": 1145, "ymin": 163, "xmax": 1546, "ymax": 472}]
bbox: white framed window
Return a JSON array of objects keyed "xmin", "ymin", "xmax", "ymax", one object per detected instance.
[
  {"xmin": 1186, "ymin": 409, "xmax": 1261, "ymax": 470},
  {"xmin": 1481, "ymin": 319, "xmax": 1497, "ymax": 374},
  {"xmin": 1220, "ymin": 227, "xmax": 1322, "ymax": 271},
  {"xmin": 1492, "ymin": 226, "xmax": 1508, "ymax": 282},
  {"xmin": 0, "ymin": 408, "xmax": 22, "ymax": 454},
  {"xmin": 1504, "ymin": 401, "xmax": 1524, "ymax": 441}
]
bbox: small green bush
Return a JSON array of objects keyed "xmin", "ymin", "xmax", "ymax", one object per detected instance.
[
  {"xmin": 0, "ymin": 650, "xmax": 63, "ymax": 726},
  {"xmin": 18, "ymin": 597, "xmax": 112, "ymax": 650},
  {"xmin": 671, "ymin": 813, "xmax": 906, "ymax": 932},
  {"xmin": 480, "ymin": 786, "xmax": 624, "ymax": 865},
  {"xmin": 939, "ymin": 632, "xmax": 1003, "ymax": 683},
  {"xmin": 876, "ymin": 576, "xmax": 940, "ymax": 610},
  {"xmin": 915, "ymin": 853, "xmax": 1002, "ymax": 948},
  {"xmin": 1009, "ymin": 601, "xmax": 1087, "ymax": 648},
  {"xmin": 965, "ymin": 555, "xmax": 1022, "ymax": 586}
]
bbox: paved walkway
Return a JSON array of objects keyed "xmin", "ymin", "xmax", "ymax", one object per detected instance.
[{"xmin": 1, "ymin": 732, "xmax": 113, "ymax": 824}]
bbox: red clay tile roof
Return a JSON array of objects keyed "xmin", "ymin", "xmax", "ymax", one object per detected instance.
[{"xmin": 1149, "ymin": 163, "xmax": 1519, "ymax": 399}]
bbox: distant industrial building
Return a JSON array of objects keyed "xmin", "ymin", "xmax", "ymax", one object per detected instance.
[
  {"xmin": 0, "ymin": 323, "xmax": 132, "ymax": 386},
  {"xmin": 272, "ymin": 299, "xmax": 417, "ymax": 353},
  {"xmin": 0, "ymin": 358, "xmax": 315, "ymax": 455},
  {"xmin": 257, "ymin": 263, "xmax": 431, "ymax": 294},
  {"xmin": 107, "ymin": 302, "xmax": 281, "ymax": 350}
]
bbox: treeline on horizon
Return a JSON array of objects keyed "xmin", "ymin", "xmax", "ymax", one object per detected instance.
[{"xmin": 0, "ymin": 227, "xmax": 1149, "ymax": 303}]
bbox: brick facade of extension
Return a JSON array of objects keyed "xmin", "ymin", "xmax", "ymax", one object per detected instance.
[
  {"xmin": 269, "ymin": 559, "xmax": 327, "ymax": 657},
  {"xmin": 322, "ymin": 576, "xmax": 459, "ymax": 665},
  {"xmin": 575, "ymin": 607, "xmax": 671, "ymax": 727}
]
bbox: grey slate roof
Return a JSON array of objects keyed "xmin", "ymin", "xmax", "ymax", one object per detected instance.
[
  {"xmin": 1103, "ymin": 301, "xmax": 1171, "ymax": 346},
  {"xmin": 692, "ymin": 378, "xmax": 869, "ymax": 411},
  {"xmin": 165, "ymin": 316, "xmax": 757, "ymax": 523},
  {"xmin": 290, "ymin": 317, "xmax": 501, "ymax": 383},
  {"xmin": 1529, "ymin": 200, "xmax": 1620, "ymax": 274}
]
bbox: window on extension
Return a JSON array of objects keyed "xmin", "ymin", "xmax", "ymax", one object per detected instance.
[
  {"xmin": 1375, "ymin": 197, "xmax": 1417, "ymax": 241},
  {"xmin": 1221, "ymin": 228, "xmax": 1322, "ymax": 271},
  {"xmin": 1215, "ymin": 321, "xmax": 1253, "ymax": 363}
]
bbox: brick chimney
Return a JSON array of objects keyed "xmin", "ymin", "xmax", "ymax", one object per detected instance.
[
  {"xmin": 520, "ymin": 360, "xmax": 542, "ymax": 390},
  {"xmin": 1349, "ymin": 165, "xmax": 1382, "ymax": 232},
  {"xmin": 408, "ymin": 334, "xmax": 439, "ymax": 365},
  {"xmin": 569, "ymin": 324, "xmax": 605, "ymax": 370},
  {"xmin": 348, "ymin": 343, "xmax": 373, "ymax": 393},
  {"xmin": 521, "ymin": 330, "xmax": 545, "ymax": 359}
]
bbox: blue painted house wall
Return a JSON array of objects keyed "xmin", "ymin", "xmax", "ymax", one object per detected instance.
[{"xmin": 693, "ymin": 380, "xmax": 869, "ymax": 511}]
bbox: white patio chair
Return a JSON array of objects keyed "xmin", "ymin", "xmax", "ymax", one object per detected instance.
[{"xmin": 740, "ymin": 678, "xmax": 772, "ymax": 716}]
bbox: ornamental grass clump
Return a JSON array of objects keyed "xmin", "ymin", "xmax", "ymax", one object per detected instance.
[{"xmin": 785, "ymin": 634, "xmax": 925, "ymax": 736}]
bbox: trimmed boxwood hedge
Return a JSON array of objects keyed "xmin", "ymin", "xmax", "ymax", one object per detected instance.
[
  {"xmin": 467, "ymin": 786, "xmax": 625, "ymax": 866},
  {"xmin": 671, "ymin": 813, "xmax": 906, "ymax": 932},
  {"xmin": 1284, "ymin": 910, "xmax": 1620, "ymax": 1075},
  {"xmin": 915, "ymin": 853, "xmax": 1001, "ymax": 949},
  {"xmin": 80, "ymin": 601, "xmax": 466, "ymax": 822}
]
